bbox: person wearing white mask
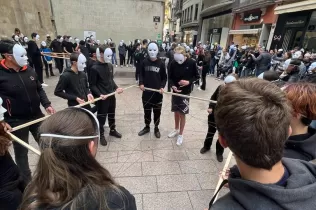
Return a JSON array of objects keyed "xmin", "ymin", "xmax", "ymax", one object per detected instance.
[
  {"xmin": 0, "ymin": 39, "xmax": 55, "ymax": 183},
  {"xmin": 90, "ymin": 46, "xmax": 123, "ymax": 146},
  {"xmin": 50, "ymin": 35, "xmax": 64, "ymax": 74},
  {"xmin": 96, "ymin": 40, "xmax": 100, "ymax": 46},
  {"xmin": 73, "ymin": 37, "xmax": 80, "ymax": 50},
  {"xmin": 168, "ymin": 46, "xmax": 200, "ymax": 145},
  {"xmin": 28, "ymin": 33, "xmax": 47, "ymax": 86},
  {"xmin": 55, "ymin": 52, "xmax": 94, "ymax": 110},
  {"xmin": 40, "ymin": 41, "xmax": 55, "ymax": 78},
  {"xmin": 138, "ymin": 42, "xmax": 167, "ymax": 138},
  {"xmin": 118, "ymin": 41, "xmax": 127, "ymax": 67}
]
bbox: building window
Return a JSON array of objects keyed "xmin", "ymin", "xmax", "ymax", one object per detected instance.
[
  {"xmin": 190, "ymin": 5, "xmax": 193, "ymax": 21},
  {"xmin": 38, "ymin": 12, "xmax": 43, "ymax": 28},
  {"xmin": 194, "ymin": 4, "xmax": 199, "ymax": 20}
]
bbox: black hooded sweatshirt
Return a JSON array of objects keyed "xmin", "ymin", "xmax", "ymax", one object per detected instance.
[
  {"xmin": 27, "ymin": 40, "xmax": 42, "ymax": 67},
  {"xmin": 212, "ymin": 158, "xmax": 316, "ymax": 210},
  {"xmin": 90, "ymin": 61, "xmax": 118, "ymax": 96},
  {"xmin": 0, "ymin": 60, "xmax": 51, "ymax": 120},
  {"xmin": 54, "ymin": 68, "xmax": 91, "ymax": 107},
  {"xmin": 284, "ymin": 127, "xmax": 316, "ymax": 161}
]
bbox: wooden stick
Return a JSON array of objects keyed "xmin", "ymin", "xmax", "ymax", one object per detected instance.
[
  {"xmin": 11, "ymin": 85, "xmax": 136, "ymax": 132},
  {"xmin": 143, "ymin": 87, "xmax": 217, "ymax": 103},
  {"xmin": 46, "ymin": 55, "xmax": 70, "ymax": 59},
  {"xmin": 212, "ymin": 151, "xmax": 233, "ymax": 203},
  {"xmin": 8, "ymin": 132, "xmax": 41, "ymax": 155},
  {"xmin": 42, "ymin": 52, "xmax": 68, "ymax": 55}
]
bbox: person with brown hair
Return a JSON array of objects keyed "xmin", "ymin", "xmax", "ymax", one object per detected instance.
[
  {"xmin": 283, "ymin": 83, "xmax": 316, "ymax": 161},
  {"xmin": 0, "ymin": 97, "xmax": 26, "ymax": 210},
  {"xmin": 210, "ymin": 78, "xmax": 316, "ymax": 210},
  {"xmin": 168, "ymin": 46, "xmax": 199, "ymax": 145},
  {"xmin": 20, "ymin": 108, "xmax": 136, "ymax": 210}
]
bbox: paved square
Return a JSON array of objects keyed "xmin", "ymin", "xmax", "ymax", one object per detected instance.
[{"xmin": 10, "ymin": 66, "xmax": 234, "ymax": 210}]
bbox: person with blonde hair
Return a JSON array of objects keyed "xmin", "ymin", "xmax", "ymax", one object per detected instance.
[
  {"xmin": 20, "ymin": 108, "xmax": 136, "ymax": 210},
  {"xmin": 168, "ymin": 46, "xmax": 199, "ymax": 145}
]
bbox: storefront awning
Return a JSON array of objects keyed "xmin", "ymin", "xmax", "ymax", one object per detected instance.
[
  {"xmin": 275, "ymin": 0, "xmax": 316, "ymax": 15},
  {"xmin": 229, "ymin": 29, "xmax": 260, "ymax": 35}
]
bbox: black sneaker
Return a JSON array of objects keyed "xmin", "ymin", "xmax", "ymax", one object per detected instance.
[
  {"xmin": 154, "ymin": 128, "xmax": 161, "ymax": 138},
  {"xmin": 109, "ymin": 129, "xmax": 122, "ymax": 138},
  {"xmin": 100, "ymin": 135, "xmax": 107, "ymax": 146},
  {"xmin": 200, "ymin": 147, "xmax": 210, "ymax": 154},
  {"xmin": 138, "ymin": 127, "xmax": 150, "ymax": 136},
  {"xmin": 216, "ymin": 154, "xmax": 223, "ymax": 162}
]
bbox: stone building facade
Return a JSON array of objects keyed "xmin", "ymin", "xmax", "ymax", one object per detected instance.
[{"xmin": 0, "ymin": 0, "xmax": 55, "ymax": 39}]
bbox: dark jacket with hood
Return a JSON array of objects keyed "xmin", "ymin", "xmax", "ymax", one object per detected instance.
[
  {"xmin": 90, "ymin": 61, "xmax": 118, "ymax": 96},
  {"xmin": 212, "ymin": 158, "xmax": 316, "ymax": 210},
  {"xmin": 284, "ymin": 127, "xmax": 316, "ymax": 161},
  {"xmin": 27, "ymin": 40, "xmax": 42, "ymax": 67},
  {"xmin": 0, "ymin": 60, "xmax": 51, "ymax": 120},
  {"xmin": 54, "ymin": 68, "xmax": 91, "ymax": 107}
]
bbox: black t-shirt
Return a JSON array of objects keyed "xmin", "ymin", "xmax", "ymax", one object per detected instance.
[
  {"xmin": 50, "ymin": 39, "xmax": 63, "ymax": 53},
  {"xmin": 62, "ymin": 41, "xmax": 73, "ymax": 53}
]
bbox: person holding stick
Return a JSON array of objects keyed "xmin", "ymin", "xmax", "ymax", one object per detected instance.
[
  {"xmin": 138, "ymin": 42, "xmax": 167, "ymax": 138},
  {"xmin": 0, "ymin": 97, "xmax": 26, "ymax": 210},
  {"xmin": 90, "ymin": 46, "xmax": 123, "ymax": 146},
  {"xmin": 0, "ymin": 40, "xmax": 55, "ymax": 183},
  {"xmin": 20, "ymin": 108, "xmax": 136, "ymax": 210},
  {"xmin": 50, "ymin": 35, "xmax": 64, "ymax": 74},
  {"xmin": 54, "ymin": 52, "xmax": 94, "ymax": 110},
  {"xmin": 209, "ymin": 78, "xmax": 316, "ymax": 210},
  {"xmin": 168, "ymin": 46, "xmax": 200, "ymax": 145}
]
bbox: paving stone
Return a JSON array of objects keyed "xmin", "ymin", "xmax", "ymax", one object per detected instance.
[
  {"xmin": 105, "ymin": 162, "xmax": 142, "ymax": 177},
  {"xmin": 108, "ymin": 141, "xmax": 142, "ymax": 151},
  {"xmin": 196, "ymin": 173, "xmax": 219, "ymax": 190},
  {"xmin": 188, "ymin": 190, "xmax": 213, "ymax": 210},
  {"xmin": 116, "ymin": 176, "xmax": 157, "ymax": 194},
  {"xmin": 153, "ymin": 149, "xmax": 188, "ymax": 161},
  {"xmin": 142, "ymin": 161, "xmax": 181, "ymax": 176},
  {"xmin": 133, "ymin": 194, "xmax": 143, "ymax": 210},
  {"xmin": 179, "ymin": 159, "xmax": 218, "ymax": 174},
  {"xmin": 143, "ymin": 192, "xmax": 193, "ymax": 210},
  {"xmin": 96, "ymin": 151, "xmax": 118, "ymax": 163},
  {"xmin": 118, "ymin": 150, "xmax": 154, "ymax": 162},
  {"xmin": 186, "ymin": 148, "xmax": 214, "ymax": 160},
  {"xmin": 141, "ymin": 140, "xmax": 173, "ymax": 150},
  {"xmin": 156, "ymin": 174, "xmax": 201, "ymax": 192}
]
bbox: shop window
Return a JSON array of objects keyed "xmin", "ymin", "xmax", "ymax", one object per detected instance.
[{"xmin": 194, "ymin": 4, "xmax": 199, "ymax": 20}]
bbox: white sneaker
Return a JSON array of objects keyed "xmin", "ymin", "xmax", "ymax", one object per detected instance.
[
  {"xmin": 41, "ymin": 83, "xmax": 48, "ymax": 87},
  {"xmin": 120, "ymin": 65, "xmax": 123, "ymax": 68},
  {"xmin": 197, "ymin": 87, "xmax": 201, "ymax": 91},
  {"xmin": 168, "ymin": 129, "xmax": 179, "ymax": 138},
  {"xmin": 116, "ymin": 65, "xmax": 118, "ymax": 67},
  {"xmin": 176, "ymin": 135, "xmax": 183, "ymax": 146},
  {"xmin": 136, "ymin": 80, "xmax": 139, "ymax": 84}
]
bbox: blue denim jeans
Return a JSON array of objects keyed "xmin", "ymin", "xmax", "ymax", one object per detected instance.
[{"xmin": 112, "ymin": 53, "xmax": 118, "ymax": 65}]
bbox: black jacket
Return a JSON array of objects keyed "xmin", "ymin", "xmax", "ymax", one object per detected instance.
[
  {"xmin": 169, "ymin": 58, "xmax": 199, "ymax": 95},
  {"xmin": 54, "ymin": 68, "xmax": 90, "ymax": 107},
  {"xmin": 0, "ymin": 60, "xmax": 51, "ymax": 120},
  {"xmin": 90, "ymin": 62, "xmax": 118, "ymax": 96},
  {"xmin": 0, "ymin": 152, "xmax": 25, "ymax": 210},
  {"xmin": 27, "ymin": 40, "xmax": 42, "ymax": 67},
  {"xmin": 208, "ymin": 85, "xmax": 222, "ymax": 110},
  {"xmin": 86, "ymin": 58, "xmax": 97, "ymax": 81},
  {"xmin": 284, "ymin": 127, "xmax": 316, "ymax": 161},
  {"xmin": 139, "ymin": 58, "xmax": 167, "ymax": 90},
  {"xmin": 212, "ymin": 159, "xmax": 316, "ymax": 210},
  {"xmin": 49, "ymin": 39, "xmax": 63, "ymax": 53}
]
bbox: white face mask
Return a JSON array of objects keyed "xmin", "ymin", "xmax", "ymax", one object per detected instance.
[
  {"xmin": 23, "ymin": 37, "xmax": 28, "ymax": 43},
  {"xmin": 77, "ymin": 54, "xmax": 87, "ymax": 71},
  {"xmin": 104, "ymin": 48, "xmax": 113, "ymax": 63},
  {"xmin": 59, "ymin": 38, "xmax": 63, "ymax": 42},
  {"xmin": 14, "ymin": 35, "xmax": 19, "ymax": 42},
  {"xmin": 96, "ymin": 40, "xmax": 100, "ymax": 45},
  {"xmin": 13, "ymin": 44, "xmax": 28, "ymax": 67},
  {"xmin": 174, "ymin": 53, "xmax": 186, "ymax": 64},
  {"xmin": 162, "ymin": 43, "xmax": 166, "ymax": 49},
  {"xmin": 148, "ymin": 43, "xmax": 159, "ymax": 59},
  {"xmin": 107, "ymin": 39, "xmax": 111, "ymax": 44},
  {"xmin": 119, "ymin": 42, "xmax": 123, "ymax": 46},
  {"xmin": 41, "ymin": 41, "xmax": 47, "ymax": 47},
  {"xmin": 35, "ymin": 34, "xmax": 40, "ymax": 41},
  {"xmin": 75, "ymin": 38, "xmax": 79, "ymax": 43},
  {"xmin": 104, "ymin": 40, "xmax": 107, "ymax": 44},
  {"xmin": 137, "ymin": 40, "xmax": 140, "ymax": 44},
  {"xmin": 69, "ymin": 37, "xmax": 73, "ymax": 42}
]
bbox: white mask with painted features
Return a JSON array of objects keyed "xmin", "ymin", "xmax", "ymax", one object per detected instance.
[
  {"xmin": 148, "ymin": 43, "xmax": 159, "ymax": 59},
  {"xmin": 96, "ymin": 40, "xmax": 100, "ymax": 45},
  {"xmin": 23, "ymin": 37, "xmax": 28, "ymax": 43},
  {"xmin": 35, "ymin": 34, "xmax": 40, "ymax": 41},
  {"xmin": 14, "ymin": 35, "xmax": 19, "ymax": 42},
  {"xmin": 104, "ymin": 48, "xmax": 113, "ymax": 63},
  {"xmin": 77, "ymin": 54, "xmax": 87, "ymax": 72},
  {"xmin": 174, "ymin": 53, "xmax": 186, "ymax": 64},
  {"xmin": 13, "ymin": 44, "xmax": 28, "ymax": 67},
  {"xmin": 59, "ymin": 37, "xmax": 63, "ymax": 42}
]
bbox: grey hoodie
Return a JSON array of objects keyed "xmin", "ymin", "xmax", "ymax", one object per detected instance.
[{"xmin": 212, "ymin": 158, "xmax": 316, "ymax": 210}]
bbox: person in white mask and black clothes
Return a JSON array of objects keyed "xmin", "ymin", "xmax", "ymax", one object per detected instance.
[
  {"xmin": 168, "ymin": 46, "xmax": 200, "ymax": 145},
  {"xmin": 49, "ymin": 35, "xmax": 64, "ymax": 74},
  {"xmin": 90, "ymin": 46, "xmax": 124, "ymax": 146},
  {"xmin": 138, "ymin": 42, "xmax": 167, "ymax": 138},
  {"xmin": 54, "ymin": 52, "xmax": 94, "ymax": 110}
]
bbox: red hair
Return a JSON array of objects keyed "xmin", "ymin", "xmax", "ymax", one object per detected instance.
[{"xmin": 284, "ymin": 82, "xmax": 316, "ymax": 120}]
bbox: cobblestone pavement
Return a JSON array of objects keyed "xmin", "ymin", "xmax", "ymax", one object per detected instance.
[{"xmin": 11, "ymin": 66, "xmax": 233, "ymax": 210}]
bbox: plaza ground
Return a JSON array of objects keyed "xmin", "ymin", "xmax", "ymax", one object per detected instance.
[{"xmin": 11, "ymin": 66, "xmax": 232, "ymax": 210}]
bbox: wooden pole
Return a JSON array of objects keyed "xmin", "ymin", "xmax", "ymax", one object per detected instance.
[
  {"xmin": 142, "ymin": 87, "xmax": 217, "ymax": 103},
  {"xmin": 11, "ymin": 85, "xmax": 136, "ymax": 132},
  {"xmin": 8, "ymin": 133, "xmax": 41, "ymax": 155},
  {"xmin": 212, "ymin": 151, "xmax": 233, "ymax": 203}
]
